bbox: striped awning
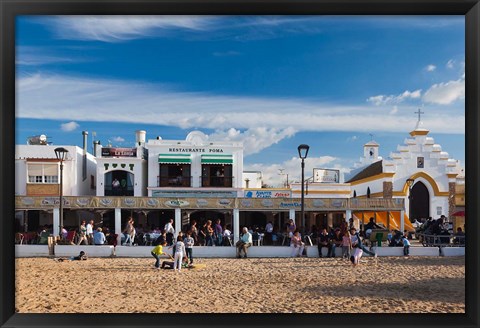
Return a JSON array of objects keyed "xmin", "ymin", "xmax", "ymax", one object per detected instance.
[
  {"xmin": 201, "ymin": 154, "xmax": 233, "ymax": 164},
  {"xmin": 158, "ymin": 154, "xmax": 191, "ymax": 164}
]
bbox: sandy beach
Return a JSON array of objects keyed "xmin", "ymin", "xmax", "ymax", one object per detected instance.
[{"xmin": 15, "ymin": 256, "xmax": 465, "ymax": 313}]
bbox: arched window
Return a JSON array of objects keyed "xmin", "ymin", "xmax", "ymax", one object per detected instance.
[{"xmin": 367, "ymin": 187, "xmax": 371, "ymax": 198}]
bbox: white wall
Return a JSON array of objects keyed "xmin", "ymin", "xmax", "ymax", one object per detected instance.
[
  {"xmin": 146, "ymin": 131, "xmax": 244, "ymax": 193},
  {"xmin": 15, "ymin": 144, "xmax": 97, "ymax": 197}
]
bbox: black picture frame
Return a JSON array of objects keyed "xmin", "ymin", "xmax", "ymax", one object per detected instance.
[{"xmin": 1, "ymin": 1, "xmax": 479, "ymax": 327}]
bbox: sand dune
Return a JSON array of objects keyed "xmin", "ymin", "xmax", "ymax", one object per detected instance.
[{"xmin": 15, "ymin": 256, "xmax": 465, "ymax": 313}]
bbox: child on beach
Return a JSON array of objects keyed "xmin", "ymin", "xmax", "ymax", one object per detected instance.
[
  {"xmin": 183, "ymin": 231, "xmax": 194, "ymax": 265},
  {"xmin": 402, "ymin": 235, "xmax": 411, "ymax": 256},
  {"xmin": 341, "ymin": 230, "xmax": 352, "ymax": 259},
  {"xmin": 290, "ymin": 231, "xmax": 305, "ymax": 257},
  {"xmin": 161, "ymin": 256, "xmax": 189, "ymax": 270},
  {"xmin": 350, "ymin": 229, "xmax": 363, "ymax": 266},
  {"xmin": 54, "ymin": 251, "xmax": 87, "ymax": 262},
  {"xmin": 151, "ymin": 241, "xmax": 167, "ymax": 269},
  {"xmin": 172, "ymin": 235, "xmax": 186, "ymax": 272}
]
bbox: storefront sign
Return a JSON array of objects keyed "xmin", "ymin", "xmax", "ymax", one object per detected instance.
[
  {"xmin": 101, "ymin": 147, "xmax": 137, "ymax": 157},
  {"xmin": 244, "ymin": 190, "xmax": 292, "ymax": 198}
]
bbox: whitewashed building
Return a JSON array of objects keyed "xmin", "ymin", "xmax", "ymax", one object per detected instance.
[
  {"xmin": 146, "ymin": 130, "xmax": 244, "ymax": 198},
  {"xmin": 15, "ymin": 132, "xmax": 97, "ymax": 235},
  {"xmin": 94, "ymin": 130, "xmax": 148, "ymax": 197},
  {"xmin": 290, "ymin": 117, "xmax": 464, "ymax": 230}
]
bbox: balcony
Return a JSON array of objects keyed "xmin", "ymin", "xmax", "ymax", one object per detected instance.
[
  {"xmin": 157, "ymin": 175, "xmax": 192, "ymax": 187},
  {"xmin": 201, "ymin": 176, "xmax": 233, "ymax": 188},
  {"xmin": 104, "ymin": 186, "xmax": 134, "ymax": 196}
]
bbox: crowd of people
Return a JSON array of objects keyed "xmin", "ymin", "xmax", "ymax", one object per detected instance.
[{"xmin": 19, "ymin": 215, "xmax": 465, "ymax": 262}]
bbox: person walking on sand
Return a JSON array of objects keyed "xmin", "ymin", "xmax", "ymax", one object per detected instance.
[
  {"xmin": 290, "ymin": 231, "xmax": 305, "ymax": 257},
  {"xmin": 151, "ymin": 241, "xmax": 167, "ymax": 269},
  {"xmin": 172, "ymin": 235, "xmax": 186, "ymax": 272}
]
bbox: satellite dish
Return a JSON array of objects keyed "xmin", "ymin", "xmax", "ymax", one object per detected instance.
[{"xmin": 27, "ymin": 134, "xmax": 49, "ymax": 145}]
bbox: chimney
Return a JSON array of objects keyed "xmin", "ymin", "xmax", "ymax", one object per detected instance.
[
  {"xmin": 82, "ymin": 131, "xmax": 88, "ymax": 181},
  {"xmin": 135, "ymin": 130, "xmax": 146, "ymax": 147},
  {"xmin": 93, "ymin": 140, "xmax": 101, "ymax": 157}
]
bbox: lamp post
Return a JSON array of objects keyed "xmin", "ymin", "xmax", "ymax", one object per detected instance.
[
  {"xmin": 298, "ymin": 144, "xmax": 310, "ymax": 232},
  {"xmin": 406, "ymin": 178, "xmax": 415, "ymax": 220},
  {"xmin": 55, "ymin": 147, "xmax": 69, "ymax": 237}
]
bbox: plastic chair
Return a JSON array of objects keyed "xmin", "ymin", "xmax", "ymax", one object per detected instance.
[{"xmin": 65, "ymin": 231, "xmax": 76, "ymax": 245}]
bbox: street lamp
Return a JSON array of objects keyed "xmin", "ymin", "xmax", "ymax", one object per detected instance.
[
  {"xmin": 406, "ymin": 178, "xmax": 415, "ymax": 220},
  {"xmin": 298, "ymin": 144, "xmax": 310, "ymax": 232},
  {"xmin": 55, "ymin": 147, "xmax": 69, "ymax": 237}
]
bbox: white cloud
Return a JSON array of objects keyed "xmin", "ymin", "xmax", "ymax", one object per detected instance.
[
  {"xmin": 425, "ymin": 64, "xmax": 436, "ymax": 72},
  {"xmin": 46, "ymin": 16, "xmax": 216, "ymax": 42},
  {"xmin": 446, "ymin": 59, "xmax": 455, "ymax": 69},
  {"xmin": 16, "ymin": 46, "xmax": 77, "ymax": 66},
  {"xmin": 422, "ymin": 77, "xmax": 465, "ymax": 105},
  {"xmin": 245, "ymin": 155, "xmax": 339, "ymax": 187},
  {"xmin": 42, "ymin": 16, "xmax": 321, "ymax": 43},
  {"xmin": 17, "ymin": 73, "xmax": 465, "ymax": 139},
  {"xmin": 346, "ymin": 135, "xmax": 358, "ymax": 142},
  {"xmin": 208, "ymin": 127, "xmax": 296, "ymax": 155},
  {"xmin": 112, "ymin": 136, "xmax": 125, "ymax": 143},
  {"xmin": 60, "ymin": 121, "xmax": 79, "ymax": 132},
  {"xmin": 367, "ymin": 89, "xmax": 422, "ymax": 106},
  {"xmin": 390, "ymin": 105, "xmax": 398, "ymax": 115}
]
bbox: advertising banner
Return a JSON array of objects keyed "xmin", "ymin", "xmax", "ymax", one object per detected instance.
[
  {"xmin": 101, "ymin": 147, "xmax": 137, "ymax": 157},
  {"xmin": 313, "ymin": 168, "xmax": 340, "ymax": 183}
]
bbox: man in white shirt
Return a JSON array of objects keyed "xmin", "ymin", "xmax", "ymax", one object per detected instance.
[
  {"xmin": 236, "ymin": 227, "xmax": 252, "ymax": 258},
  {"xmin": 86, "ymin": 220, "xmax": 94, "ymax": 245},
  {"xmin": 164, "ymin": 219, "xmax": 175, "ymax": 246}
]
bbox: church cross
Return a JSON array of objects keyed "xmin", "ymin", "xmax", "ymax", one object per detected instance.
[
  {"xmin": 415, "ymin": 109, "xmax": 424, "ymax": 121},
  {"xmin": 369, "ymin": 133, "xmax": 374, "ymax": 141}
]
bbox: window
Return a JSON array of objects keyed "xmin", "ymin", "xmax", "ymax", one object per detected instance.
[
  {"xmin": 27, "ymin": 164, "xmax": 59, "ymax": 184},
  {"xmin": 158, "ymin": 164, "xmax": 191, "ymax": 187},
  {"xmin": 417, "ymin": 157, "xmax": 424, "ymax": 168}
]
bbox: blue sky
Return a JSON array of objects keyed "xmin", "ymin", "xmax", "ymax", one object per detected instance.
[{"xmin": 15, "ymin": 16, "xmax": 465, "ymax": 186}]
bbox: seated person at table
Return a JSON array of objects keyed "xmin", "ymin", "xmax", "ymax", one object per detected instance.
[{"xmin": 236, "ymin": 227, "xmax": 252, "ymax": 258}]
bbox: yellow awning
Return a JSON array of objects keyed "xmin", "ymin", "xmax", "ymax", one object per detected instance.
[{"xmin": 353, "ymin": 211, "xmax": 415, "ymax": 232}]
